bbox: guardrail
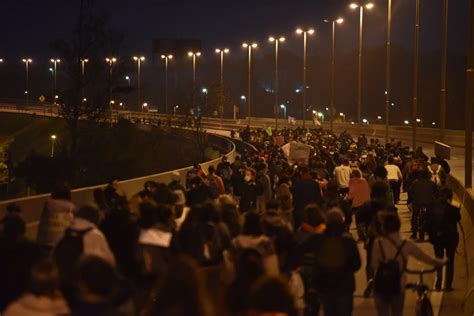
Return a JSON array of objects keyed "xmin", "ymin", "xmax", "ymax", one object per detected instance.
[{"xmin": 0, "ymin": 132, "xmax": 237, "ymax": 224}]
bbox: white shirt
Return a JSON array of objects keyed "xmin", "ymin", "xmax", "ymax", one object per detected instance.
[
  {"xmin": 333, "ymin": 165, "xmax": 351, "ymax": 188},
  {"xmin": 385, "ymin": 164, "xmax": 403, "ymax": 181}
]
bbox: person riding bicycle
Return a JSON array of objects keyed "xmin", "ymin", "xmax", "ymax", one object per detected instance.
[
  {"xmin": 408, "ymin": 170, "xmax": 439, "ymax": 241},
  {"xmin": 371, "ymin": 213, "xmax": 446, "ymax": 316}
]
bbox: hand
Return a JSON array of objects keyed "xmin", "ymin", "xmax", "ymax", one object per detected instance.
[{"xmin": 438, "ymin": 258, "xmax": 449, "ymax": 266}]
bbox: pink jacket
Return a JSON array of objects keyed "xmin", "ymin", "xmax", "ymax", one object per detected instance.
[{"xmin": 347, "ymin": 177, "xmax": 371, "ymax": 208}]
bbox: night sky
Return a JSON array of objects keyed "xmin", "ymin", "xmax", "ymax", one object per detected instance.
[
  {"xmin": 0, "ymin": 0, "xmax": 471, "ymax": 127},
  {"xmin": 2, "ymin": 0, "xmax": 469, "ymax": 59}
]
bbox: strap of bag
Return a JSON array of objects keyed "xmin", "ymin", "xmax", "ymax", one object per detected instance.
[
  {"xmin": 378, "ymin": 239, "xmax": 386, "ymax": 262},
  {"xmin": 386, "ymin": 238, "xmax": 406, "ymax": 261}
]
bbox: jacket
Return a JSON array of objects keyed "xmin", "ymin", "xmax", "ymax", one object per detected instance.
[
  {"xmin": 69, "ymin": 218, "xmax": 116, "ymax": 266},
  {"xmin": 4, "ymin": 293, "xmax": 69, "ymax": 316},
  {"xmin": 37, "ymin": 199, "xmax": 76, "ymax": 248}
]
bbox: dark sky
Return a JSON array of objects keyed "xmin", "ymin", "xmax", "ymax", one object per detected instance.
[{"xmin": 1, "ymin": 0, "xmax": 470, "ymax": 60}]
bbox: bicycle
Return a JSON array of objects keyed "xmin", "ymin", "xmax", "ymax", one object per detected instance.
[{"xmin": 405, "ymin": 267, "xmax": 438, "ymax": 316}]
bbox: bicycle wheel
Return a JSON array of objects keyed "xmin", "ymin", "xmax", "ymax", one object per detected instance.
[{"xmin": 416, "ymin": 297, "xmax": 434, "ymax": 316}]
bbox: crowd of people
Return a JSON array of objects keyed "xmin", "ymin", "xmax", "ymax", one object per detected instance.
[{"xmin": 0, "ymin": 125, "xmax": 461, "ymax": 316}]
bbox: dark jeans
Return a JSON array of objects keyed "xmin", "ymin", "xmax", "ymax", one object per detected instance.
[
  {"xmin": 321, "ymin": 293, "xmax": 353, "ymax": 316},
  {"xmin": 389, "ymin": 180, "xmax": 401, "ymax": 202},
  {"xmin": 434, "ymin": 242, "xmax": 457, "ymax": 288}
]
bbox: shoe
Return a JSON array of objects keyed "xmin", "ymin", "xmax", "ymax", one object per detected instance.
[
  {"xmin": 363, "ymin": 279, "xmax": 374, "ymax": 298},
  {"xmin": 409, "ymin": 234, "xmax": 417, "ymax": 239},
  {"xmin": 444, "ymin": 287, "xmax": 454, "ymax": 292}
]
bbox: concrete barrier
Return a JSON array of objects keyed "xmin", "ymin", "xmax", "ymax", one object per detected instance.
[
  {"xmin": 0, "ymin": 133, "xmax": 236, "ymax": 223},
  {"xmin": 446, "ymin": 174, "xmax": 474, "ymax": 315}
]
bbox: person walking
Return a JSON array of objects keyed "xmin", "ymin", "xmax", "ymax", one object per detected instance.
[
  {"xmin": 37, "ymin": 183, "xmax": 76, "ymax": 252},
  {"xmin": 426, "ymin": 188, "xmax": 461, "ymax": 291},
  {"xmin": 333, "ymin": 159, "xmax": 351, "ymax": 195},
  {"xmin": 346, "ymin": 169, "xmax": 371, "ymax": 241},
  {"xmin": 408, "ymin": 170, "xmax": 439, "ymax": 241},
  {"xmin": 371, "ymin": 213, "xmax": 446, "ymax": 316},
  {"xmin": 385, "ymin": 156, "xmax": 403, "ymax": 204}
]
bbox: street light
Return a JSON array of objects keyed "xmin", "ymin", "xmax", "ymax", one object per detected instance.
[
  {"xmin": 50, "ymin": 135, "xmax": 57, "ymax": 157},
  {"xmin": 269, "ymin": 36, "xmax": 285, "ymax": 129},
  {"xmin": 105, "ymin": 57, "xmax": 117, "ymax": 113},
  {"xmin": 174, "ymin": 105, "xmax": 179, "ymax": 115},
  {"xmin": 324, "ymin": 18, "xmax": 344, "ymax": 132},
  {"xmin": 362, "ymin": 118, "xmax": 369, "ymax": 124},
  {"xmin": 215, "ymin": 48, "xmax": 229, "ymax": 121},
  {"xmin": 188, "ymin": 51, "xmax": 201, "ymax": 115},
  {"xmin": 242, "ymin": 42, "xmax": 257, "ymax": 125},
  {"xmin": 161, "ymin": 54, "xmax": 173, "ymax": 114},
  {"xmin": 280, "ymin": 104, "xmax": 287, "ymax": 119},
  {"xmin": 404, "ymin": 120, "xmax": 410, "ymax": 125},
  {"xmin": 440, "ymin": 0, "xmax": 449, "ymax": 141},
  {"xmin": 295, "ymin": 28, "xmax": 315, "ymax": 128},
  {"xmin": 339, "ymin": 112, "xmax": 346, "ymax": 122},
  {"xmin": 142, "ymin": 102, "xmax": 148, "ymax": 111},
  {"xmin": 22, "ymin": 58, "xmax": 32, "ymax": 106},
  {"xmin": 80, "ymin": 58, "xmax": 88, "ymax": 100},
  {"xmin": 350, "ymin": 2, "xmax": 374, "ymax": 126},
  {"xmin": 133, "ymin": 56, "xmax": 145, "ymax": 110},
  {"xmin": 384, "ymin": 0, "xmax": 393, "ymax": 143},
  {"xmin": 50, "ymin": 59, "xmax": 60, "ymax": 103},
  {"xmin": 412, "ymin": 0, "xmax": 421, "ymax": 149},
  {"xmin": 125, "ymin": 75, "xmax": 131, "ymax": 86}
]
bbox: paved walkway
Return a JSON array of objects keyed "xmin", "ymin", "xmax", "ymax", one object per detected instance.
[{"xmin": 352, "ymin": 192, "xmax": 443, "ymax": 316}]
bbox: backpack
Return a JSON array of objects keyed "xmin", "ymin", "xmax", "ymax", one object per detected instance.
[
  {"xmin": 373, "ymin": 239, "xmax": 406, "ymax": 297},
  {"xmin": 54, "ymin": 227, "xmax": 93, "ymax": 287},
  {"xmin": 208, "ymin": 175, "xmax": 220, "ymax": 199},
  {"xmin": 428, "ymin": 203, "xmax": 448, "ymax": 242},
  {"xmin": 316, "ymin": 236, "xmax": 346, "ymax": 271}
]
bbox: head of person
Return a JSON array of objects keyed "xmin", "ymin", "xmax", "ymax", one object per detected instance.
[
  {"xmin": 138, "ymin": 201, "xmax": 158, "ymax": 229},
  {"xmin": 325, "ymin": 208, "xmax": 346, "ymax": 235},
  {"xmin": 351, "ymin": 168, "xmax": 362, "ymax": 179},
  {"xmin": 208, "ymin": 165, "xmax": 216, "ymax": 175},
  {"xmin": 145, "ymin": 181, "xmax": 158, "ymax": 193},
  {"xmin": 76, "ymin": 206, "xmax": 101, "ymax": 226},
  {"xmin": 343, "ymin": 159, "xmax": 350, "ymax": 166},
  {"xmin": 77, "ymin": 256, "xmax": 118, "ymax": 302},
  {"xmin": 0, "ymin": 213, "xmax": 26, "ymax": 242},
  {"xmin": 248, "ymin": 276, "xmax": 296, "ymax": 316},
  {"xmin": 380, "ymin": 212, "xmax": 401, "ymax": 235},
  {"xmin": 373, "ymin": 165, "xmax": 388, "ymax": 180},
  {"xmin": 51, "ymin": 182, "xmax": 71, "ymax": 200},
  {"xmin": 153, "ymin": 183, "xmax": 178, "ymax": 205},
  {"xmin": 387, "ymin": 156, "xmax": 395, "ymax": 165},
  {"xmin": 222, "ymin": 155, "xmax": 228, "ymax": 162},
  {"xmin": 28, "ymin": 258, "xmax": 61, "ymax": 298},
  {"xmin": 242, "ymin": 212, "xmax": 262, "ymax": 236},
  {"xmin": 244, "ymin": 168, "xmax": 256, "ymax": 183},
  {"xmin": 303, "ymin": 204, "xmax": 326, "ymax": 228}
]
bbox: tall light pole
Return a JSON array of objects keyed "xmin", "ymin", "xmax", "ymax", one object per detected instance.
[
  {"xmin": 412, "ymin": 0, "xmax": 420, "ymax": 150},
  {"xmin": 105, "ymin": 57, "xmax": 117, "ymax": 112},
  {"xmin": 161, "ymin": 54, "xmax": 173, "ymax": 114},
  {"xmin": 50, "ymin": 59, "xmax": 60, "ymax": 103},
  {"xmin": 80, "ymin": 58, "xmax": 88, "ymax": 100},
  {"xmin": 296, "ymin": 28, "xmax": 315, "ymax": 128},
  {"xmin": 133, "ymin": 56, "xmax": 145, "ymax": 111},
  {"xmin": 464, "ymin": 0, "xmax": 474, "ymax": 189},
  {"xmin": 269, "ymin": 36, "xmax": 285, "ymax": 130},
  {"xmin": 50, "ymin": 135, "xmax": 57, "ymax": 157},
  {"xmin": 324, "ymin": 18, "xmax": 344, "ymax": 132},
  {"xmin": 215, "ymin": 48, "xmax": 229, "ymax": 121},
  {"xmin": 350, "ymin": 2, "xmax": 374, "ymax": 127},
  {"xmin": 440, "ymin": 0, "xmax": 449, "ymax": 142},
  {"xmin": 22, "ymin": 58, "xmax": 32, "ymax": 106},
  {"xmin": 385, "ymin": 0, "xmax": 392, "ymax": 143},
  {"xmin": 188, "ymin": 51, "xmax": 201, "ymax": 115},
  {"xmin": 242, "ymin": 42, "xmax": 258, "ymax": 126}
]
